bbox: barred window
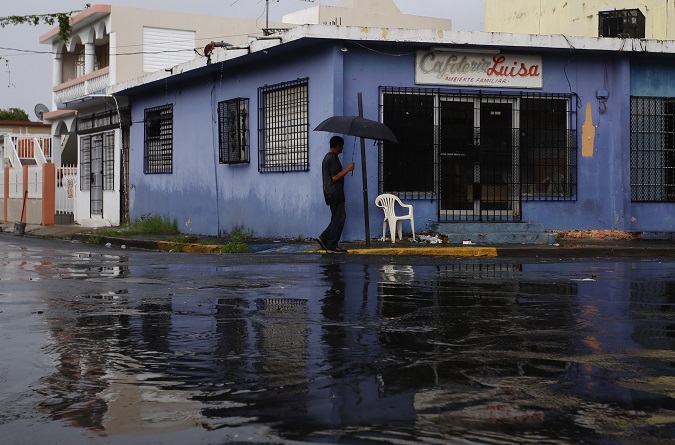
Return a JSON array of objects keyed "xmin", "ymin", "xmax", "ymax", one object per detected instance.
[
  {"xmin": 218, "ymin": 98, "xmax": 250, "ymax": 164},
  {"xmin": 382, "ymin": 93, "xmax": 435, "ymax": 196},
  {"xmin": 258, "ymin": 78, "xmax": 309, "ymax": 173},
  {"xmin": 630, "ymin": 97, "xmax": 675, "ymax": 202},
  {"xmin": 103, "ymin": 132, "xmax": 115, "ymax": 190},
  {"xmin": 144, "ymin": 104, "xmax": 173, "ymax": 174},
  {"xmin": 520, "ymin": 97, "xmax": 576, "ymax": 200},
  {"xmin": 80, "ymin": 136, "xmax": 91, "ymax": 191}
]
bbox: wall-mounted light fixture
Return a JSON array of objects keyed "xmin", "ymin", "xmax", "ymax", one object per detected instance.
[{"xmin": 429, "ymin": 46, "xmax": 500, "ymax": 54}]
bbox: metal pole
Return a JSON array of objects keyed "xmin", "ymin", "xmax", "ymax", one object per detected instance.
[{"xmin": 358, "ymin": 92, "xmax": 371, "ymax": 247}]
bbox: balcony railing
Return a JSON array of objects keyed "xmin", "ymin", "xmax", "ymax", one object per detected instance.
[
  {"xmin": 3, "ymin": 134, "xmax": 52, "ymax": 167},
  {"xmin": 54, "ymin": 67, "xmax": 110, "ymax": 104}
]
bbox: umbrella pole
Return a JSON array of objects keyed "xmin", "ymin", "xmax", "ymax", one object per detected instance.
[{"xmin": 358, "ymin": 93, "xmax": 371, "ymax": 247}]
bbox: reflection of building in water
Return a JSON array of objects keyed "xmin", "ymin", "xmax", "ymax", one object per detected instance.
[
  {"xmin": 380, "ymin": 264, "xmax": 415, "ymax": 284},
  {"xmin": 38, "ymin": 261, "xmax": 675, "ymax": 440},
  {"xmin": 630, "ymin": 276, "xmax": 675, "ymax": 350},
  {"xmin": 254, "ymin": 297, "xmax": 310, "ymax": 396},
  {"xmin": 40, "ymin": 292, "xmax": 132, "ymax": 431},
  {"xmin": 100, "ymin": 370, "xmax": 202, "ymax": 434},
  {"xmin": 376, "ymin": 262, "xmax": 579, "ymax": 394}
]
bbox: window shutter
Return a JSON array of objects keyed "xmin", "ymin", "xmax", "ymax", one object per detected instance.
[{"xmin": 143, "ymin": 27, "xmax": 196, "ymax": 73}]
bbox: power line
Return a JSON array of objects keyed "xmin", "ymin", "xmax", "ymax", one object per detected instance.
[{"xmin": 0, "ymin": 32, "xmax": 259, "ymax": 58}]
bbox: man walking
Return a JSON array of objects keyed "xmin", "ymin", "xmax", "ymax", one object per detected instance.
[{"xmin": 317, "ymin": 136, "xmax": 355, "ymax": 253}]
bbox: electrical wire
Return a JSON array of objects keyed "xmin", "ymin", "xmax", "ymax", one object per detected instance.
[
  {"xmin": 352, "ymin": 41, "xmax": 416, "ymax": 57},
  {"xmin": 0, "ymin": 30, "xmax": 257, "ymax": 58}
]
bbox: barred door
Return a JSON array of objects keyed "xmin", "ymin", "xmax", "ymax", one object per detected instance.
[
  {"xmin": 440, "ymin": 98, "xmax": 519, "ymax": 221},
  {"xmin": 90, "ymin": 135, "xmax": 103, "ymax": 216}
]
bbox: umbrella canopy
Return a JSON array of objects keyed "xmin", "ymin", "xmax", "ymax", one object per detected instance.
[{"xmin": 314, "ymin": 116, "xmax": 398, "ymax": 143}]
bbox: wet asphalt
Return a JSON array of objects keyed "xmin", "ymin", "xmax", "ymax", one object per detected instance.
[{"xmin": 2, "ymin": 222, "xmax": 675, "ymax": 259}]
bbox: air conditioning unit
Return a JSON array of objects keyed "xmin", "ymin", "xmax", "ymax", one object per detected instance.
[{"xmin": 598, "ymin": 9, "xmax": 645, "ymax": 38}]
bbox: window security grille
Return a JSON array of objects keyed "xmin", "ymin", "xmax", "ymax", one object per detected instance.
[
  {"xmin": 103, "ymin": 132, "xmax": 115, "ymax": 190},
  {"xmin": 218, "ymin": 98, "xmax": 250, "ymax": 164},
  {"xmin": 258, "ymin": 78, "xmax": 309, "ymax": 173},
  {"xmin": 144, "ymin": 104, "xmax": 173, "ymax": 174},
  {"xmin": 90, "ymin": 135, "xmax": 103, "ymax": 216},
  {"xmin": 380, "ymin": 87, "xmax": 577, "ymax": 222},
  {"xmin": 80, "ymin": 136, "xmax": 91, "ymax": 191},
  {"xmin": 630, "ymin": 97, "xmax": 675, "ymax": 202},
  {"xmin": 77, "ymin": 107, "xmax": 131, "ymax": 134}
]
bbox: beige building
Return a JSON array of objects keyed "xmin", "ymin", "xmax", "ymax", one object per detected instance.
[
  {"xmin": 485, "ymin": 0, "xmax": 674, "ymax": 40},
  {"xmin": 283, "ymin": 0, "xmax": 452, "ymax": 29},
  {"xmin": 39, "ymin": 4, "xmax": 273, "ymax": 110}
]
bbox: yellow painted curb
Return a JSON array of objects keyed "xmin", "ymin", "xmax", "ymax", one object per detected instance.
[
  {"xmin": 157, "ymin": 241, "xmax": 174, "ymax": 251},
  {"xmin": 157, "ymin": 241, "xmax": 222, "ymax": 253},
  {"xmin": 314, "ymin": 247, "xmax": 498, "ymax": 257}
]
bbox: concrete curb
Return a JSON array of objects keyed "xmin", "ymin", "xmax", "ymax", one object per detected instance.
[{"xmin": 3, "ymin": 223, "xmax": 675, "ymax": 257}]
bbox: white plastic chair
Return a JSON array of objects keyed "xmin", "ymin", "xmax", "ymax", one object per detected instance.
[{"xmin": 374, "ymin": 193, "xmax": 415, "ymax": 243}]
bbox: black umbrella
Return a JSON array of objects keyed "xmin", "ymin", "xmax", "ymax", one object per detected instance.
[
  {"xmin": 314, "ymin": 93, "xmax": 398, "ymax": 247},
  {"xmin": 314, "ymin": 115, "xmax": 398, "ymax": 143}
]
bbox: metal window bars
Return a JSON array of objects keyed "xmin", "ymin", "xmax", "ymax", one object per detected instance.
[
  {"xmin": 218, "ymin": 98, "xmax": 250, "ymax": 164},
  {"xmin": 379, "ymin": 87, "xmax": 578, "ymax": 222},
  {"xmin": 144, "ymin": 104, "xmax": 173, "ymax": 174},
  {"xmin": 630, "ymin": 96, "xmax": 675, "ymax": 202},
  {"xmin": 258, "ymin": 78, "xmax": 309, "ymax": 173}
]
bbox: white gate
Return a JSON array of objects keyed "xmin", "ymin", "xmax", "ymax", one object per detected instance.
[{"xmin": 56, "ymin": 164, "xmax": 77, "ymax": 224}]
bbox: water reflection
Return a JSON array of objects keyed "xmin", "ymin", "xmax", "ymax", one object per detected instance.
[{"xmin": 31, "ymin": 260, "xmax": 675, "ymax": 443}]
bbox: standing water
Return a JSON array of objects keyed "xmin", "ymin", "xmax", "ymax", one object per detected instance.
[{"xmin": 0, "ymin": 241, "xmax": 674, "ymax": 444}]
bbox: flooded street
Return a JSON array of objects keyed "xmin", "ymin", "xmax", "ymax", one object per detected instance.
[{"xmin": 1, "ymin": 236, "xmax": 674, "ymax": 444}]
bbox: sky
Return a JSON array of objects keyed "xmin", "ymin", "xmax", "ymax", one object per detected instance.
[{"xmin": 0, "ymin": 0, "xmax": 485, "ymax": 120}]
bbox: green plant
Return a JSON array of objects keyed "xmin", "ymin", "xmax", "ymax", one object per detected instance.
[
  {"xmin": 170, "ymin": 243, "xmax": 186, "ymax": 252},
  {"xmin": 220, "ymin": 241, "xmax": 250, "ymax": 253},
  {"xmin": 294, "ymin": 234, "xmax": 304, "ymax": 242},
  {"xmin": 87, "ymin": 235, "xmax": 101, "ymax": 244},
  {"xmin": 182, "ymin": 234, "xmax": 200, "ymax": 243},
  {"xmin": 0, "ymin": 11, "xmax": 77, "ymax": 44},
  {"xmin": 229, "ymin": 226, "xmax": 253, "ymax": 242},
  {"xmin": 96, "ymin": 214, "xmax": 179, "ymax": 236}
]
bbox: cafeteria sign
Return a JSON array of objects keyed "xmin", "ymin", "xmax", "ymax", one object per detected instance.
[{"xmin": 415, "ymin": 50, "xmax": 543, "ymax": 89}]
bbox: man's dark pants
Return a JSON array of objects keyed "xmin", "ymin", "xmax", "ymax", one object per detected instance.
[{"xmin": 320, "ymin": 201, "xmax": 346, "ymax": 249}]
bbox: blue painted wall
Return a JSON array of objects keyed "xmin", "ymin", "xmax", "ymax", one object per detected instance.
[
  {"xmin": 125, "ymin": 40, "xmax": 675, "ymax": 239},
  {"xmin": 129, "ymin": 49, "xmax": 347, "ymax": 238}
]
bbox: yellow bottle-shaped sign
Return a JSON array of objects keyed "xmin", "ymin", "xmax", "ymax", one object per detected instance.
[{"xmin": 582, "ymin": 102, "xmax": 595, "ymax": 158}]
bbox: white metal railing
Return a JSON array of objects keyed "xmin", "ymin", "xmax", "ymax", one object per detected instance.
[
  {"xmin": 35, "ymin": 136, "xmax": 51, "ymax": 162},
  {"xmin": 56, "ymin": 164, "xmax": 77, "ymax": 215},
  {"xmin": 4, "ymin": 134, "xmax": 21, "ymax": 168},
  {"xmin": 54, "ymin": 71, "xmax": 110, "ymax": 103},
  {"xmin": 3, "ymin": 134, "xmax": 52, "ymax": 167}
]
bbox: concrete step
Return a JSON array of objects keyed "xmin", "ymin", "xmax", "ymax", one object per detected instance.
[{"xmin": 428, "ymin": 222, "xmax": 556, "ymax": 244}]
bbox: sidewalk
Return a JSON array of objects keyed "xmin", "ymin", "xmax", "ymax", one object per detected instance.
[{"xmin": 2, "ymin": 222, "xmax": 675, "ymax": 258}]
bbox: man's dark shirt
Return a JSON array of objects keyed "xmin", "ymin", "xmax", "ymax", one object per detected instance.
[{"xmin": 322, "ymin": 151, "xmax": 344, "ymax": 205}]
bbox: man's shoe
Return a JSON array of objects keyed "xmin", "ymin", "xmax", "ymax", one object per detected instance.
[
  {"xmin": 328, "ymin": 246, "xmax": 348, "ymax": 253},
  {"xmin": 316, "ymin": 237, "xmax": 328, "ymax": 251}
]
